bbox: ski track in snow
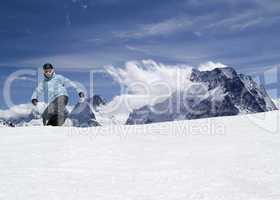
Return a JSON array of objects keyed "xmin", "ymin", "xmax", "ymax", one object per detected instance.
[{"xmin": 0, "ymin": 111, "xmax": 280, "ymax": 200}]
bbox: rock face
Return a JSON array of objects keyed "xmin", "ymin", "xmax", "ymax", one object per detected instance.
[
  {"xmin": 126, "ymin": 67, "xmax": 278, "ymax": 125},
  {"xmin": 67, "ymin": 94, "xmax": 106, "ymax": 127},
  {"xmin": 190, "ymin": 68, "xmax": 276, "ymax": 112},
  {"xmin": 0, "ymin": 119, "xmax": 14, "ymax": 127},
  {"xmin": 69, "ymin": 101, "xmax": 100, "ymax": 127},
  {"xmin": 88, "ymin": 95, "xmax": 106, "ymax": 110}
]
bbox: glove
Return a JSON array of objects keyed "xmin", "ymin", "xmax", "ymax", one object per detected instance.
[
  {"xmin": 31, "ymin": 99, "xmax": 39, "ymax": 106},
  {"xmin": 79, "ymin": 92, "xmax": 85, "ymax": 98}
]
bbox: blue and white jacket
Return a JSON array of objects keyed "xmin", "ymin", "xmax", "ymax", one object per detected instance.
[{"xmin": 31, "ymin": 73, "xmax": 83, "ymax": 103}]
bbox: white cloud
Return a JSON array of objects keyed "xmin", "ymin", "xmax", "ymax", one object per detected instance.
[
  {"xmin": 105, "ymin": 59, "xmax": 193, "ymax": 95},
  {"xmin": 0, "ymin": 103, "xmax": 44, "ymax": 120},
  {"xmin": 103, "ymin": 60, "xmax": 194, "ymax": 114},
  {"xmin": 198, "ymin": 61, "xmax": 228, "ymax": 71}
]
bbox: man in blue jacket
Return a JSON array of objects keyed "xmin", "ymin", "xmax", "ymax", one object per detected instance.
[{"xmin": 31, "ymin": 63, "xmax": 85, "ymax": 126}]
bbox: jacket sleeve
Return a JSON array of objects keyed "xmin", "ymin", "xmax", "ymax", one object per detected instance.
[
  {"xmin": 31, "ymin": 81, "xmax": 44, "ymax": 100},
  {"xmin": 61, "ymin": 75, "xmax": 84, "ymax": 94}
]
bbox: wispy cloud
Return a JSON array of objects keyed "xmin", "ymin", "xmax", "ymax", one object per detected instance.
[
  {"xmin": 204, "ymin": 12, "xmax": 267, "ymax": 32},
  {"xmin": 114, "ymin": 18, "xmax": 193, "ymax": 39},
  {"xmin": 15, "ymin": 75, "xmax": 36, "ymax": 82},
  {"xmin": 112, "ymin": 0, "xmax": 280, "ymax": 41}
]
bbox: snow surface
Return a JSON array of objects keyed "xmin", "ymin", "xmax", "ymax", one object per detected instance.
[
  {"xmin": 0, "ymin": 111, "xmax": 280, "ymax": 200},
  {"xmin": 273, "ymin": 99, "xmax": 280, "ymax": 109}
]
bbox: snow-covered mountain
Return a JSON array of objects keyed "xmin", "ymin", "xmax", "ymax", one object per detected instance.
[
  {"xmin": 0, "ymin": 66, "xmax": 277, "ymax": 127},
  {"xmin": 1, "ymin": 110, "xmax": 279, "ymax": 199},
  {"xmin": 127, "ymin": 67, "xmax": 278, "ymax": 124}
]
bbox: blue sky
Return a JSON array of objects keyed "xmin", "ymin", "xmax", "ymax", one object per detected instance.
[{"xmin": 0, "ymin": 0, "xmax": 280, "ymax": 108}]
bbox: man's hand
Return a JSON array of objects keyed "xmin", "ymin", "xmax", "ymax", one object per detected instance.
[
  {"xmin": 31, "ymin": 99, "xmax": 39, "ymax": 106},
  {"xmin": 79, "ymin": 92, "xmax": 85, "ymax": 98}
]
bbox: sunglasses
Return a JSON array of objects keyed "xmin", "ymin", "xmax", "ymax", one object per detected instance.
[{"xmin": 43, "ymin": 69, "xmax": 53, "ymax": 74}]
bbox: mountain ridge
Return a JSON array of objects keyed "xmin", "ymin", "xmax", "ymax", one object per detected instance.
[{"xmin": 126, "ymin": 67, "xmax": 277, "ymax": 124}]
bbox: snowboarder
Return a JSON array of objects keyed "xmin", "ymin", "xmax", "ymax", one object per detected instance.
[{"xmin": 31, "ymin": 63, "xmax": 85, "ymax": 126}]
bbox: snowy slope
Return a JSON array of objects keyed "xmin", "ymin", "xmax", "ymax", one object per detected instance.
[
  {"xmin": 0, "ymin": 111, "xmax": 280, "ymax": 199},
  {"xmin": 273, "ymin": 99, "xmax": 280, "ymax": 109}
]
